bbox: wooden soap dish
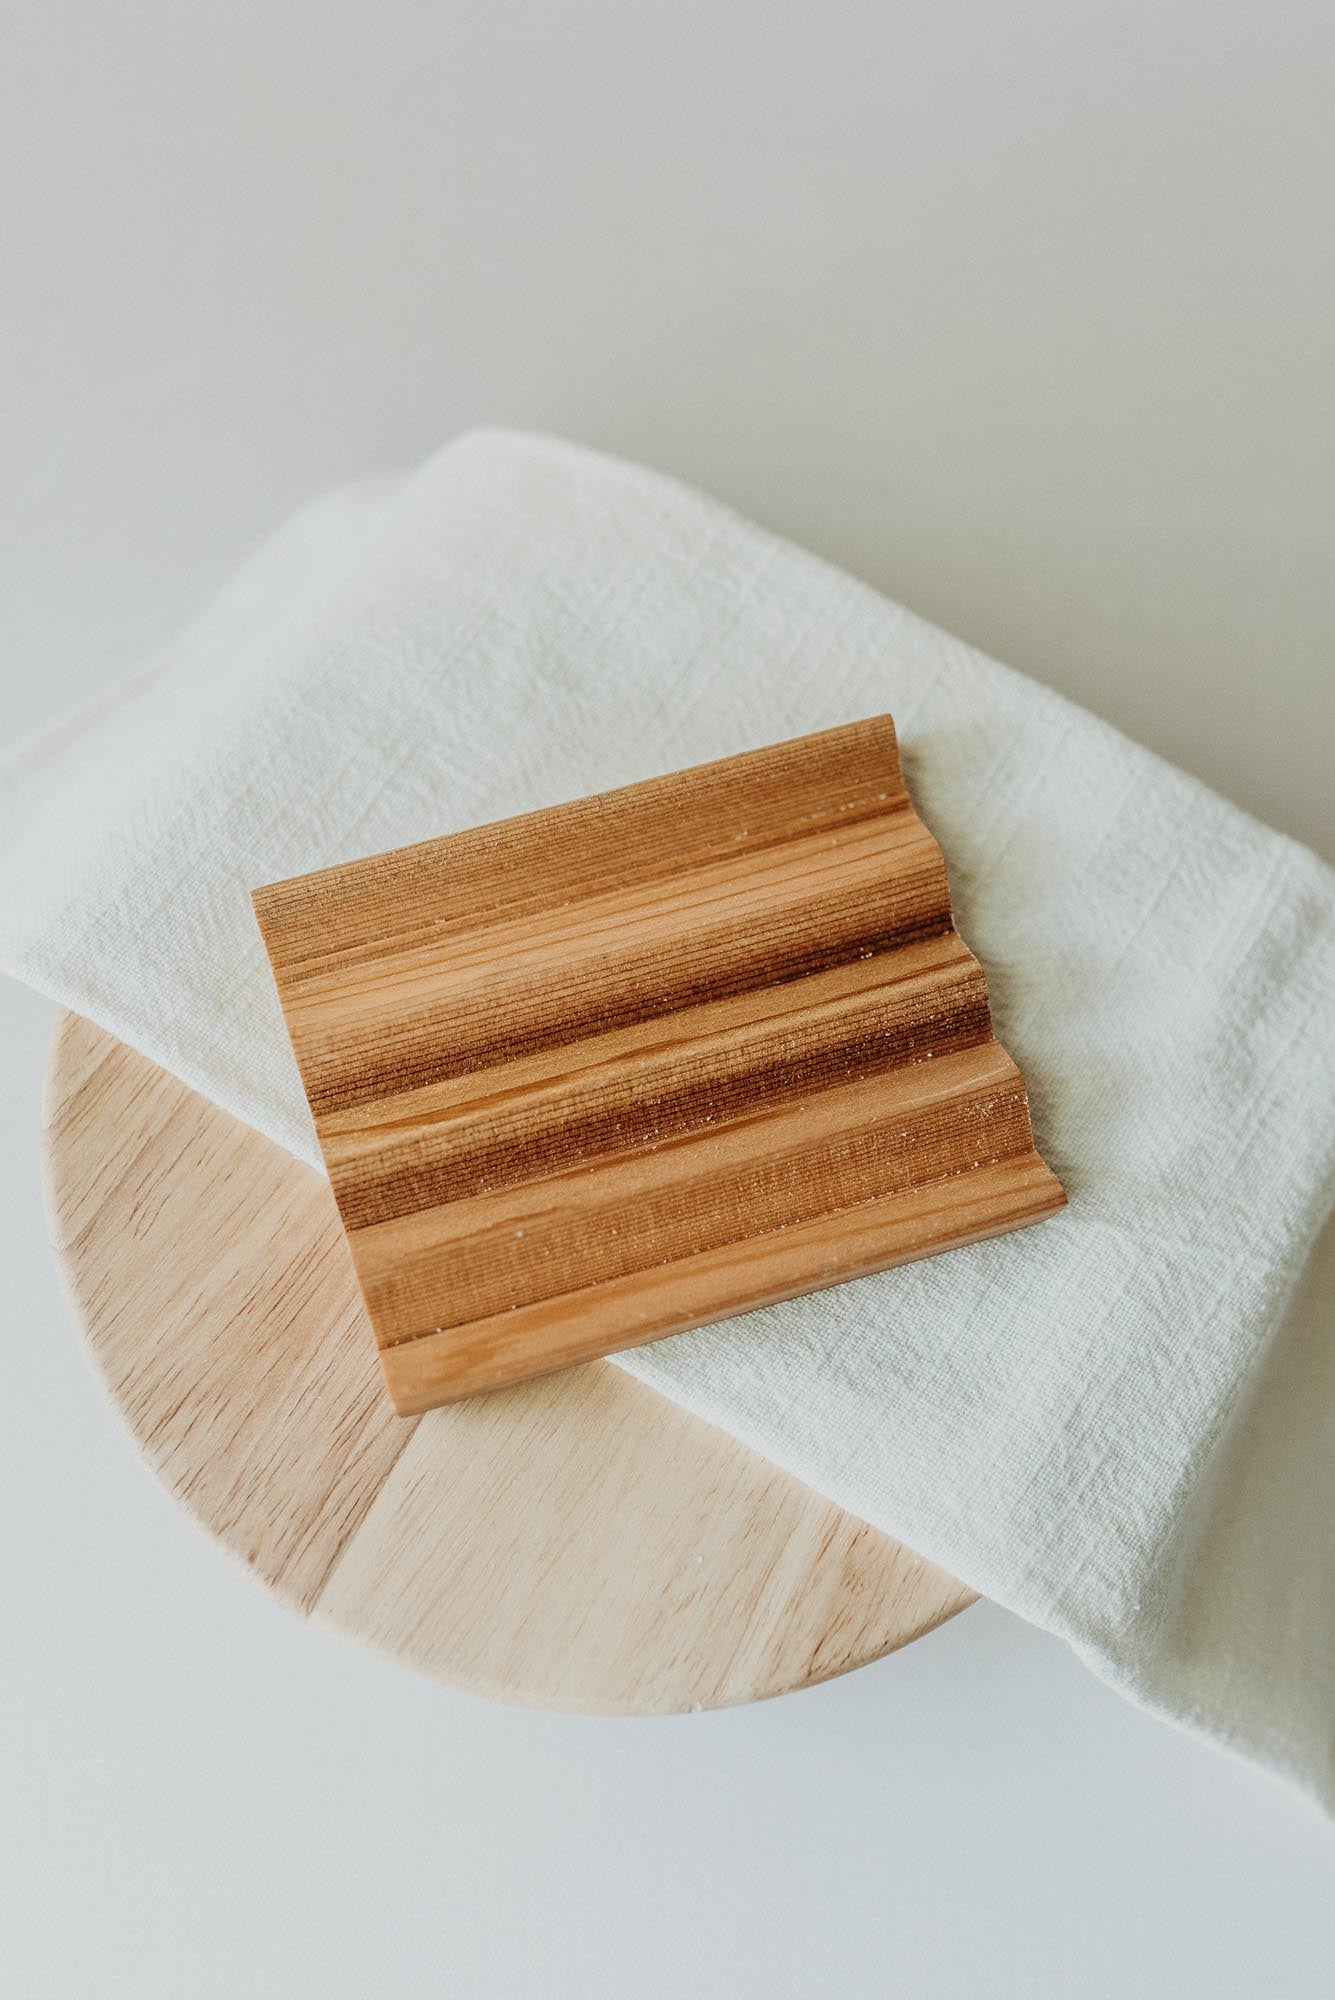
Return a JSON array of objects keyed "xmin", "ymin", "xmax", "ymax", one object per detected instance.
[{"xmin": 254, "ymin": 716, "xmax": 1065, "ymax": 1413}]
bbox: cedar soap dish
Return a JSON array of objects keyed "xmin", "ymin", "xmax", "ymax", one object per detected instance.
[{"xmin": 252, "ymin": 717, "xmax": 1065, "ymax": 1414}]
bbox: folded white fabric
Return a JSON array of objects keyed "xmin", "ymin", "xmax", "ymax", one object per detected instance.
[{"xmin": 4, "ymin": 431, "xmax": 1334, "ymax": 1807}]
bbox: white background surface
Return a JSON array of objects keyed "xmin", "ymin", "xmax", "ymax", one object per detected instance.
[{"xmin": 2, "ymin": 3, "xmax": 1333, "ymax": 1995}]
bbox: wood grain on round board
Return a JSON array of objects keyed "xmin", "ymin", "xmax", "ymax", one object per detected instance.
[{"xmin": 43, "ymin": 1010, "xmax": 974, "ymax": 1712}]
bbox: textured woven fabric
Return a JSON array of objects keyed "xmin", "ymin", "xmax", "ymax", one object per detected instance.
[{"xmin": 4, "ymin": 432, "xmax": 1334, "ymax": 1806}]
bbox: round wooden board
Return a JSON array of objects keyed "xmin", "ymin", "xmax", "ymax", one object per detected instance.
[{"xmin": 42, "ymin": 1012, "xmax": 974, "ymax": 1712}]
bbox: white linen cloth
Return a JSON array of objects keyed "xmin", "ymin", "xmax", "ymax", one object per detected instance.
[{"xmin": 3, "ymin": 431, "xmax": 1334, "ymax": 1809}]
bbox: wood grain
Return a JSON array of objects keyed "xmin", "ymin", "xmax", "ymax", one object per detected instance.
[
  {"xmin": 254, "ymin": 716, "xmax": 1065, "ymax": 1411},
  {"xmin": 43, "ymin": 1012, "xmax": 975, "ymax": 1712}
]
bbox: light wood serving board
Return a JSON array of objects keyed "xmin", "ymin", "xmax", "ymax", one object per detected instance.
[
  {"xmin": 43, "ymin": 1011, "xmax": 975, "ymax": 1711},
  {"xmin": 254, "ymin": 716, "xmax": 1065, "ymax": 1412}
]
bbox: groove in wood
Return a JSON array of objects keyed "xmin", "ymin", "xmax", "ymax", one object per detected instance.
[{"xmin": 253, "ymin": 716, "xmax": 1066, "ymax": 1412}]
